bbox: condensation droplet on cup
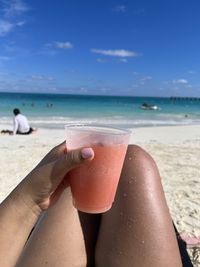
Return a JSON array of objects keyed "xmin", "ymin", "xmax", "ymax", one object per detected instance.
[
  {"xmin": 123, "ymin": 193, "xmax": 128, "ymax": 197},
  {"xmin": 128, "ymin": 157, "xmax": 132, "ymax": 161}
]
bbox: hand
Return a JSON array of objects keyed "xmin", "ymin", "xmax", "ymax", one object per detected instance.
[{"xmin": 16, "ymin": 142, "xmax": 94, "ymax": 215}]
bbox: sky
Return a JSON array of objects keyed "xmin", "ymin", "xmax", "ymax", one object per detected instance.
[{"xmin": 0, "ymin": 0, "xmax": 200, "ymax": 97}]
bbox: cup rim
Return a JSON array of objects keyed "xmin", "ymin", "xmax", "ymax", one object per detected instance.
[{"xmin": 64, "ymin": 123, "xmax": 131, "ymax": 136}]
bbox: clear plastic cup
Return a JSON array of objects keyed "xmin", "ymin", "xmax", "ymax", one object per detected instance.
[{"xmin": 65, "ymin": 124, "xmax": 131, "ymax": 213}]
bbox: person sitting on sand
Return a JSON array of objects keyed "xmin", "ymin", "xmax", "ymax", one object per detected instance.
[
  {"xmin": 1, "ymin": 108, "xmax": 36, "ymax": 135},
  {"xmin": 0, "ymin": 142, "xmax": 185, "ymax": 267},
  {"xmin": 12, "ymin": 108, "xmax": 36, "ymax": 135}
]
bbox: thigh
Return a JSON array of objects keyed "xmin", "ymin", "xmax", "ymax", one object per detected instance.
[
  {"xmin": 16, "ymin": 188, "xmax": 100, "ymax": 267},
  {"xmin": 95, "ymin": 145, "xmax": 182, "ymax": 267}
]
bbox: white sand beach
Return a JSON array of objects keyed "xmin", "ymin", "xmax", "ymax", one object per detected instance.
[{"xmin": 0, "ymin": 124, "xmax": 200, "ymax": 265}]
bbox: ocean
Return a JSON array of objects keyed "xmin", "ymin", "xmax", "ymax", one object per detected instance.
[{"xmin": 0, "ymin": 92, "xmax": 200, "ymax": 129}]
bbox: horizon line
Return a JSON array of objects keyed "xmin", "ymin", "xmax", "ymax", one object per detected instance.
[{"xmin": 1, "ymin": 91, "xmax": 199, "ymax": 98}]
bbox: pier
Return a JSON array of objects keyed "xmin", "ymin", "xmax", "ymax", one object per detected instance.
[{"xmin": 170, "ymin": 97, "xmax": 200, "ymax": 101}]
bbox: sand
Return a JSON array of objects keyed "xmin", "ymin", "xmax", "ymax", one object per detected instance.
[{"xmin": 0, "ymin": 124, "xmax": 200, "ymax": 265}]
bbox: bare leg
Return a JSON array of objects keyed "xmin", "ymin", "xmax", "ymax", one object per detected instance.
[
  {"xmin": 16, "ymin": 145, "xmax": 182, "ymax": 267},
  {"xmin": 16, "ymin": 188, "xmax": 101, "ymax": 267},
  {"xmin": 96, "ymin": 145, "xmax": 182, "ymax": 267}
]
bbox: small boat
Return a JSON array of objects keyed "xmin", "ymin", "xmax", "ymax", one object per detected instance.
[{"xmin": 140, "ymin": 103, "xmax": 160, "ymax": 110}]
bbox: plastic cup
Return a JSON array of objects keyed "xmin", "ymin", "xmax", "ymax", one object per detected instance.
[{"xmin": 65, "ymin": 124, "xmax": 131, "ymax": 213}]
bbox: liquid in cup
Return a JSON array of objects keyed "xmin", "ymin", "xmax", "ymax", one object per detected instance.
[{"xmin": 65, "ymin": 124, "xmax": 130, "ymax": 213}]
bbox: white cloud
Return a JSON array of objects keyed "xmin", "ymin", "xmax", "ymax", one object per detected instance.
[
  {"xmin": 91, "ymin": 48, "xmax": 140, "ymax": 58},
  {"xmin": 140, "ymin": 76, "xmax": 152, "ymax": 81},
  {"xmin": 16, "ymin": 20, "xmax": 26, "ymax": 26},
  {"xmin": 54, "ymin": 41, "xmax": 73, "ymax": 49},
  {"xmin": 80, "ymin": 87, "xmax": 88, "ymax": 93},
  {"xmin": 0, "ymin": 20, "xmax": 15, "ymax": 36},
  {"xmin": 29, "ymin": 75, "xmax": 54, "ymax": 81},
  {"xmin": 2, "ymin": 0, "xmax": 29, "ymax": 17},
  {"xmin": 41, "ymin": 41, "xmax": 73, "ymax": 56},
  {"xmin": 119, "ymin": 58, "xmax": 128, "ymax": 63},
  {"xmin": 0, "ymin": 19, "xmax": 26, "ymax": 36},
  {"xmin": 46, "ymin": 41, "xmax": 74, "ymax": 50},
  {"xmin": 113, "ymin": 5, "xmax": 126, "ymax": 12},
  {"xmin": 0, "ymin": 0, "xmax": 29, "ymax": 37},
  {"xmin": 173, "ymin": 79, "xmax": 188, "ymax": 84}
]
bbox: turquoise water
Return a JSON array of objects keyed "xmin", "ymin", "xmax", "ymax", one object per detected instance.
[{"xmin": 0, "ymin": 92, "xmax": 200, "ymax": 129}]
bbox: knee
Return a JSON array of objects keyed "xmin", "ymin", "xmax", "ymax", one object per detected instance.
[
  {"xmin": 121, "ymin": 144, "xmax": 160, "ymax": 184},
  {"xmin": 126, "ymin": 144, "xmax": 157, "ymax": 169}
]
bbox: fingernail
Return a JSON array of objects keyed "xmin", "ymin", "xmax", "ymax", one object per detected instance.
[{"xmin": 81, "ymin": 148, "xmax": 93, "ymax": 159}]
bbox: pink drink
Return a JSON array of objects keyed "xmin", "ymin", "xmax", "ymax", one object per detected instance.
[
  {"xmin": 65, "ymin": 124, "xmax": 130, "ymax": 213},
  {"xmin": 69, "ymin": 145, "xmax": 127, "ymax": 213}
]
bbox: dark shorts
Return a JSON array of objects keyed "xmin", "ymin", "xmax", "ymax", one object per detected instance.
[{"xmin": 17, "ymin": 127, "xmax": 34, "ymax": 135}]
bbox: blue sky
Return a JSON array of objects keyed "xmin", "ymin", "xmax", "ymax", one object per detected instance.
[{"xmin": 0, "ymin": 0, "xmax": 200, "ymax": 96}]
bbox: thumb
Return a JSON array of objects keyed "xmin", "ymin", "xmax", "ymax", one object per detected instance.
[
  {"xmin": 44, "ymin": 147, "xmax": 94, "ymax": 190},
  {"xmin": 65, "ymin": 147, "xmax": 94, "ymax": 170}
]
